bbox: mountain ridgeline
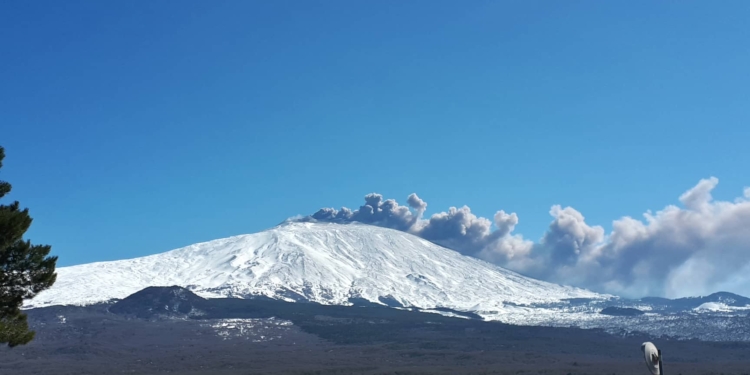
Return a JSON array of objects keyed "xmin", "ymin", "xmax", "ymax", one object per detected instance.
[
  {"xmin": 27, "ymin": 222, "xmax": 606, "ymax": 324},
  {"xmin": 24, "ymin": 221, "xmax": 750, "ymax": 341},
  {"xmin": 638, "ymin": 292, "xmax": 750, "ymax": 311}
]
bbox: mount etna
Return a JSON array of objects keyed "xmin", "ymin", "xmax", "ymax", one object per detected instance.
[{"xmin": 5, "ymin": 222, "xmax": 750, "ymax": 374}]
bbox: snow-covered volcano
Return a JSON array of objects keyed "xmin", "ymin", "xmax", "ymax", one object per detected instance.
[{"xmin": 27, "ymin": 222, "xmax": 608, "ymax": 317}]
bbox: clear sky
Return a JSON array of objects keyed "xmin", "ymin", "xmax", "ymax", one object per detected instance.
[{"xmin": 2, "ymin": 1, "xmax": 749, "ymax": 269}]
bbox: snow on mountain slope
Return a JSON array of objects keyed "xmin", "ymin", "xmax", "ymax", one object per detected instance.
[{"xmin": 26, "ymin": 222, "xmax": 608, "ymax": 318}]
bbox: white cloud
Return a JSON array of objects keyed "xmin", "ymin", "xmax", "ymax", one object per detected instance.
[{"xmin": 520, "ymin": 177, "xmax": 750, "ymax": 298}]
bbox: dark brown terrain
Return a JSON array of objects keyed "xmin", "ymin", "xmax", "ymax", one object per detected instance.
[{"xmin": 2, "ymin": 287, "xmax": 750, "ymax": 375}]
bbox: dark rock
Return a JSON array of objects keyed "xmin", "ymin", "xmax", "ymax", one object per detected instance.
[{"xmin": 109, "ymin": 286, "xmax": 207, "ymax": 319}]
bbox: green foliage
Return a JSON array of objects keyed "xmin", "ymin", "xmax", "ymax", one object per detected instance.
[{"xmin": 0, "ymin": 146, "xmax": 57, "ymax": 347}]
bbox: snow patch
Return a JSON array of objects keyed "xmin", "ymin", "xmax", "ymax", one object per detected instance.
[
  {"xmin": 693, "ymin": 302, "xmax": 750, "ymax": 312},
  {"xmin": 203, "ymin": 318, "xmax": 293, "ymax": 341}
]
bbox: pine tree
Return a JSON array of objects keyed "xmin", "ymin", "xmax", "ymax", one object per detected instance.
[{"xmin": 0, "ymin": 146, "xmax": 57, "ymax": 347}]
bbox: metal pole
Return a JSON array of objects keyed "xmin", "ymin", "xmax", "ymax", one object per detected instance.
[{"xmin": 658, "ymin": 349, "xmax": 663, "ymax": 375}]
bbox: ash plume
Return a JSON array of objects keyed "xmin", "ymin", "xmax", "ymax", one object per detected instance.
[{"xmin": 297, "ymin": 177, "xmax": 750, "ymax": 299}]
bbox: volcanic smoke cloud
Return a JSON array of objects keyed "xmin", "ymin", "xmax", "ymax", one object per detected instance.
[{"xmin": 299, "ymin": 177, "xmax": 750, "ymax": 299}]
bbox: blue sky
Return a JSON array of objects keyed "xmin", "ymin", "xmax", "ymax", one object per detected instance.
[{"xmin": 2, "ymin": 1, "xmax": 749, "ymax": 268}]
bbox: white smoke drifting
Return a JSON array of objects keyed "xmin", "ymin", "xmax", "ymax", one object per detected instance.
[{"xmin": 300, "ymin": 177, "xmax": 750, "ymax": 298}]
